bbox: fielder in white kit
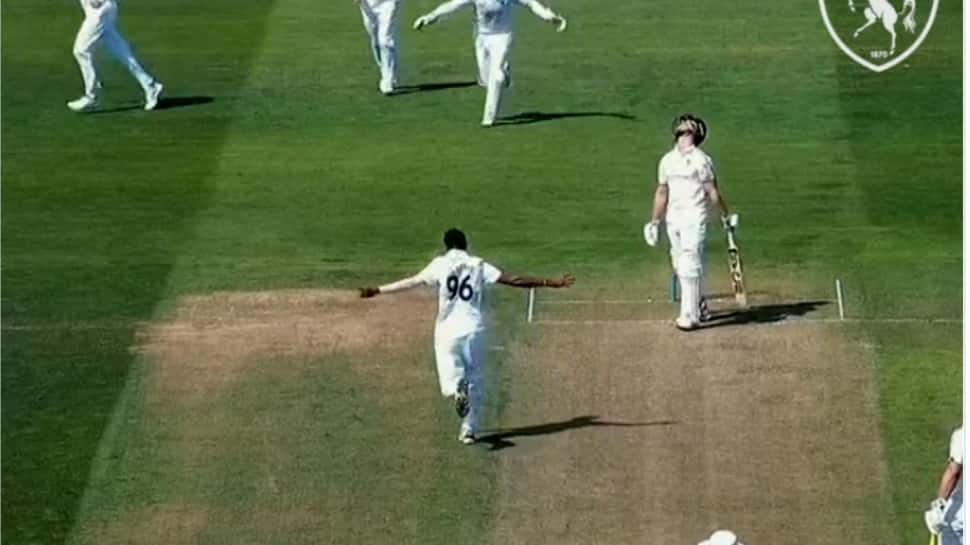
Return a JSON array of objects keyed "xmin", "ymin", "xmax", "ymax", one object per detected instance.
[
  {"xmin": 357, "ymin": 0, "xmax": 400, "ymax": 94},
  {"xmin": 68, "ymin": 0, "xmax": 164, "ymax": 112},
  {"xmin": 412, "ymin": 0, "xmax": 568, "ymax": 126},
  {"xmin": 360, "ymin": 228, "xmax": 574, "ymax": 444},
  {"xmin": 645, "ymin": 115, "xmax": 738, "ymax": 331}
]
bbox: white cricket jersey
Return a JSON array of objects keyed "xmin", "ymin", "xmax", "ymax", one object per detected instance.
[
  {"xmin": 950, "ymin": 427, "xmax": 964, "ymax": 464},
  {"xmin": 428, "ymin": 0, "xmax": 556, "ymax": 35},
  {"xmin": 417, "ymin": 249, "xmax": 503, "ymax": 337},
  {"xmin": 657, "ymin": 145, "xmax": 716, "ymax": 223}
]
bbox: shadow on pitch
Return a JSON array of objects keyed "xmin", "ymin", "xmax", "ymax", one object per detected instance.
[
  {"xmin": 495, "ymin": 111, "xmax": 637, "ymax": 126},
  {"xmin": 703, "ymin": 300, "xmax": 830, "ymax": 328},
  {"xmin": 393, "ymin": 81, "xmax": 478, "ymax": 95},
  {"xmin": 88, "ymin": 95, "xmax": 214, "ymax": 114},
  {"xmin": 476, "ymin": 415, "xmax": 677, "ymax": 451}
]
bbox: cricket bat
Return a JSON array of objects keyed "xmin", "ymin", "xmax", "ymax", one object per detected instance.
[{"xmin": 725, "ymin": 225, "xmax": 748, "ymax": 307}]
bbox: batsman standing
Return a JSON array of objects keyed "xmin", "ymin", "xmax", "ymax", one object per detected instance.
[
  {"xmin": 412, "ymin": 0, "xmax": 568, "ymax": 126},
  {"xmin": 68, "ymin": 0, "xmax": 164, "ymax": 112},
  {"xmin": 645, "ymin": 114, "xmax": 738, "ymax": 331},
  {"xmin": 360, "ymin": 228, "xmax": 574, "ymax": 444},
  {"xmin": 357, "ymin": 0, "xmax": 400, "ymax": 95}
]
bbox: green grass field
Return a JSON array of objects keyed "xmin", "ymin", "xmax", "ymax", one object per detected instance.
[{"xmin": 2, "ymin": 1, "xmax": 962, "ymax": 544}]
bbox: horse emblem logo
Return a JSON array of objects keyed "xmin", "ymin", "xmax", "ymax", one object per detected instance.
[{"xmin": 819, "ymin": 0, "xmax": 939, "ymax": 72}]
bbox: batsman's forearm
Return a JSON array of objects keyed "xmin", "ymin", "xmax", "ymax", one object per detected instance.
[
  {"xmin": 937, "ymin": 463, "xmax": 962, "ymax": 499},
  {"xmin": 651, "ymin": 187, "xmax": 668, "ymax": 222},
  {"xmin": 706, "ymin": 182, "xmax": 730, "ymax": 216}
]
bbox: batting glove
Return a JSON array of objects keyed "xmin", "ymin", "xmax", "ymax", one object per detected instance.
[
  {"xmin": 643, "ymin": 221, "xmax": 660, "ymax": 247},
  {"xmin": 924, "ymin": 498, "xmax": 947, "ymax": 535},
  {"xmin": 721, "ymin": 213, "xmax": 739, "ymax": 230}
]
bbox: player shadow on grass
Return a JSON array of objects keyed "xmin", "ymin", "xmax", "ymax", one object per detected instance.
[
  {"xmin": 703, "ymin": 300, "xmax": 829, "ymax": 328},
  {"xmin": 494, "ymin": 111, "xmax": 637, "ymax": 126},
  {"xmin": 89, "ymin": 95, "xmax": 214, "ymax": 114},
  {"xmin": 476, "ymin": 415, "xmax": 677, "ymax": 451},
  {"xmin": 392, "ymin": 81, "xmax": 478, "ymax": 95}
]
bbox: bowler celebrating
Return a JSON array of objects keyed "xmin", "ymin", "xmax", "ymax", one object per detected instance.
[
  {"xmin": 645, "ymin": 115, "xmax": 738, "ymax": 331},
  {"xmin": 360, "ymin": 228, "xmax": 574, "ymax": 444},
  {"xmin": 68, "ymin": 0, "xmax": 164, "ymax": 112},
  {"xmin": 357, "ymin": 0, "xmax": 400, "ymax": 95},
  {"xmin": 413, "ymin": 0, "xmax": 567, "ymax": 126}
]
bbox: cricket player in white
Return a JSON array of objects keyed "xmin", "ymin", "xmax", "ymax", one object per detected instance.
[
  {"xmin": 357, "ymin": 0, "xmax": 400, "ymax": 95},
  {"xmin": 926, "ymin": 426, "xmax": 964, "ymax": 544},
  {"xmin": 645, "ymin": 115, "xmax": 738, "ymax": 331},
  {"xmin": 68, "ymin": 0, "xmax": 164, "ymax": 112},
  {"xmin": 360, "ymin": 228, "xmax": 574, "ymax": 444},
  {"xmin": 413, "ymin": 0, "xmax": 568, "ymax": 126}
]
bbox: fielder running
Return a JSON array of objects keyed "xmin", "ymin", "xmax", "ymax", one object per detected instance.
[
  {"xmin": 412, "ymin": 0, "xmax": 568, "ymax": 126},
  {"xmin": 360, "ymin": 228, "xmax": 574, "ymax": 444},
  {"xmin": 68, "ymin": 0, "xmax": 164, "ymax": 112},
  {"xmin": 644, "ymin": 114, "xmax": 738, "ymax": 331},
  {"xmin": 925, "ymin": 426, "xmax": 964, "ymax": 544},
  {"xmin": 357, "ymin": 0, "xmax": 400, "ymax": 94}
]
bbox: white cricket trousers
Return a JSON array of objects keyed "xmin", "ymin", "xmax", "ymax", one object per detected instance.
[
  {"xmin": 667, "ymin": 218, "xmax": 706, "ymax": 323},
  {"xmin": 73, "ymin": 1, "xmax": 155, "ymax": 97},
  {"xmin": 360, "ymin": 0, "xmax": 399, "ymax": 88},
  {"xmin": 434, "ymin": 330, "xmax": 485, "ymax": 434},
  {"xmin": 475, "ymin": 32, "xmax": 512, "ymax": 124}
]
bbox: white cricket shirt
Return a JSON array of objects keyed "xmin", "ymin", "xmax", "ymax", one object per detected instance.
[
  {"xmin": 657, "ymin": 145, "xmax": 716, "ymax": 223},
  {"xmin": 417, "ymin": 249, "xmax": 502, "ymax": 336},
  {"xmin": 428, "ymin": 0, "xmax": 556, "ymax": 35}
]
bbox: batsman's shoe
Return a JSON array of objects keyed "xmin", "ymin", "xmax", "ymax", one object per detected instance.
[
  {"xmin": 454, "ymin": 379, "xmax": 470, "ymax": 418},
  {"xmin": 144, "ymin": 81, "xmax": 164, "ymax": 111},
  {"xmin": 699, "ymin": 298, "xmax": 711, "ymax": 322},
  {"xmin": 675, "ymin": 316, "xmax": 698, "ymax": 331},
  {"xmin": 67, "ymin": 95, "xmax": 98, "ymax": 112},
  {"xmin": 379, "ymin": 79, "xmax": 395, "ymax": 95},
  {"xmin": 458, "ymin": 427, "xmax": 476, "ymax": 445}
]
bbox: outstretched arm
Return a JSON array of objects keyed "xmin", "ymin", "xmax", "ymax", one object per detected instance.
[
  {"xmin": 414, "ymin": 0, "xmax": 473, "ymax": 29},
  {"xmin": 497, "ymin": 273, "xmax": 575, "ymax": 289},
  {"xmin": 516, "ymin": 0, "xmax": 567, "ymax": 31},
  {"xmin": 360, "ymin": 274, "xmax": 425, "ymax": 298}
]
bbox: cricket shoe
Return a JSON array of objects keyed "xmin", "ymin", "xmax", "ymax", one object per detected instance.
[
  {"xmin": 379, "ymin": 79, "xmax": 395, "ymax": 95},
  {"xmin": 454, "ymin": 378, "xmax": 470, "ymax": 418},
  {"xmin": 458, "ymin": 427, "xmax": 476, "ymax": 445},
  {"xmin": 67, "ymin": 95, "xmax": 98, "ymax": 112},
  {"xmin": 144, "ymin": 81, "xmax": 164, "ymax": 111},
  {"xmin": 699, "ymin": 298, "xmax": 711, "ymax": 322},
  {"xmin": 675, "ymin": 317, "xmax": 698, "ymax": 331}
]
